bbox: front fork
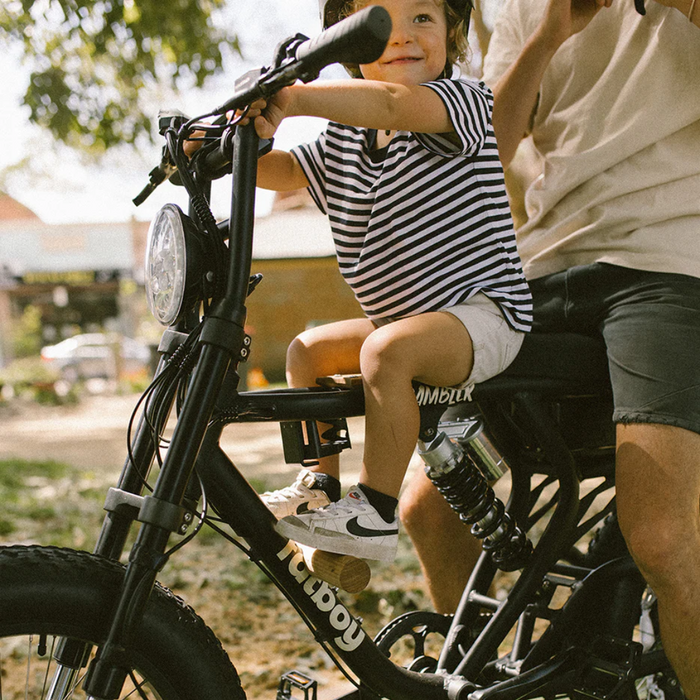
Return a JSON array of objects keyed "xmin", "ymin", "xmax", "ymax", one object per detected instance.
[
  {"xmin": 48, "ymin": 124, "xmax": 260, "ymax": 700},
  {"xmin": 46, "ymin": 336, "xmax": 205, "ymax": 699},
  {"xmin": 48, "ymin": 343, "xmax": 183, "ymax": 699}
]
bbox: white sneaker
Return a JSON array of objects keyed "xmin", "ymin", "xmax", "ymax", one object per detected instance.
[
  {"xmin": 260, "ymin": 469, "xmax": 332, "ymax": 519},
  {"xmin": 274, "ymin": 486, "xmax": 399, "ymax": 562}
]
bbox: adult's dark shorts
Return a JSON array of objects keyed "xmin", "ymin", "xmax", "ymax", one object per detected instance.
[{"xmin": 530, "ymin": 263, "xmax": 700, "ymax": 436}]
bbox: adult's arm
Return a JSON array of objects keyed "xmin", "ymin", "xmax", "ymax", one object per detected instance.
[{"xmin": 490, "ymin": 0, "xmax": 612, "ymax": 168}]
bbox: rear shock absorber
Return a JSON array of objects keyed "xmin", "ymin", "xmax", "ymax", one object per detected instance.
[{"xmin": 418, "ymin": 431, "xmax": 532, "ymax": 571}]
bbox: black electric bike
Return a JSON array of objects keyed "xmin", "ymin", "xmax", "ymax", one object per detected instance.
[{"xmin": 0, "ymin": 6, "xmax": 682, "ymax": 699}]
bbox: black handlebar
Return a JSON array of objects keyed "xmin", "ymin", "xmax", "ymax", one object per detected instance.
[
  {"xmin": 213, "ymin": 5, "xmax": 391, "ymax": 115},
  {"xmin": 295, "ymin": 5, "xmax": 392, "ymax": 71},
  {"xmin": 134, "ymin": 6, "xmax": 392, "ymax": 204}
]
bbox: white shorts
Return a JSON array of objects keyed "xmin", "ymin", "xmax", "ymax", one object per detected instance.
[{"xmin": 442, "ymin": 293, "xmax": 525, "ymax": 390}]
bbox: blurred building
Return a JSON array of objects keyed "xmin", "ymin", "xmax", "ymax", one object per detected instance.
[{"xmin": 0, "ymin": 191, "xmax": 361, "ymax": 380}]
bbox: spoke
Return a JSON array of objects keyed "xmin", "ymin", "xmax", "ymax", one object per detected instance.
[
  {"xmin": 40, "ymin": 636, "xmax": 59, "ymax": 699},
  {"xmin": 65, "ymin": 670, "xmax": 89, "ymax": 699},
  {"xmin": 25, "ymin": 635, "xmax": 33, "ymax": 700},
  {"xmin": 1, "ymin": 635, "xmax": 160, "ymax": 700}
]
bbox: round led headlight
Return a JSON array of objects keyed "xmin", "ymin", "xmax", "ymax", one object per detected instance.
[{"xmin": 145, "ymin": 204, "xmax": 203, "ymax": 326}]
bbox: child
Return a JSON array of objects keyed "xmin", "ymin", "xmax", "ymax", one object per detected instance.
[{"xmin": 252, "ymin": 0, "xmax": 532, "ymax": 562}]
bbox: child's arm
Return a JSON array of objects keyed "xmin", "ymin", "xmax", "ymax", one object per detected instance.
[
  {"xmin": 228, "ymin": 99, "xmax": 310, "ymax": 191},
  {"xmin": 256, "ymin": 150, "xmax": 310, "ymax": 191},
  {"xmin": 253, "ymin": 80, "xmax": 454, "ymax": 141},
  {"xmin": 230, "ymin": 79, "xmax": 457, "ymax": 191}
]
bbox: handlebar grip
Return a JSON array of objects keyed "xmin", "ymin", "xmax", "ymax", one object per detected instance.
[{"xmin": 295, "ymin": 5, "xmax": 391, "ymax": 71}]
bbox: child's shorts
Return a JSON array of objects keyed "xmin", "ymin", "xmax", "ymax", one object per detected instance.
[{"xmin": 443, "ymin": 293, "xmax": 525, "ymax": 390}]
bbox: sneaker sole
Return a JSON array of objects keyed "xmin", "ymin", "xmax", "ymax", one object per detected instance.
[
  {"xmin": 262, "ymin": 495, "xmax": 331, "ymax": 520},
  {"xmin": 275, "ymin": 521, "xmax": 397, "ymax": 562}
]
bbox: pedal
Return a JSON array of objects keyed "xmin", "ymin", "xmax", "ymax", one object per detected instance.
[
  {"xmin": 277, "ymin": 670, "xmax": 318, "ymax": 700},
  {"xmin": 299, "ymin": 544, "xmax": 371, "ymax": 594}
]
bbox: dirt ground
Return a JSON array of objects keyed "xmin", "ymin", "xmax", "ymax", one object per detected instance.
[
  {"xmin": 0, "ymin": 392, "xmax": 368, "ymax": 482},
  {"xmin": 0, "ymin": 392, "xmax": 437, "ymax": 699}
]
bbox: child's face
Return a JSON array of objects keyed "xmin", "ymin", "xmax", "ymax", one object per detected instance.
[{"xmin": 357, "ymin": 0, "xmax": 448, "ymax": 85}]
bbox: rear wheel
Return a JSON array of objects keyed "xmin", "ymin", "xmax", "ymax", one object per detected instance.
[{"xmin": 0, "ymin": 546, "xmax": 245, "ymax": 700}]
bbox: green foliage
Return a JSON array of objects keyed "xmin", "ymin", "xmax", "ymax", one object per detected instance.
[
  {"xmin": 0, "ymin": 458, "xmax": 97, "ymax": 548},
  {"xmin": 0, "ymin": 458, "xmax": 68, "ymax": 491},
  {"xmin": 0, "ymin": 0, "xmax": 240, "ymax": 151},
  {"xmin": 0, "ymin": 356, "xmax": 60, "ymax": 387},
  {"xmin": 11, "ymin": 305, "xmax": 43, "ymax": 359},
  {"xmin": 0, "ymin": 357, "xmax": 65, "ymax": 404}
]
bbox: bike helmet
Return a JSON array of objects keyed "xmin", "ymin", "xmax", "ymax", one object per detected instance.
[{"xmin": 319, "ymin": 0, "xmax": 472, "ymax": 76}]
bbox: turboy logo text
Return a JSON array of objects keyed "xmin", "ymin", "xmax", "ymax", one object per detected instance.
[{"xmin": 277, "ymin": 542, "xmax": 366, "ymax": 651}]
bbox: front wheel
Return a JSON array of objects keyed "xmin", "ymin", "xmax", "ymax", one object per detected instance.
[{"xmin": 0, "ymin": 545, "xmax": 245, "ymax": 700}]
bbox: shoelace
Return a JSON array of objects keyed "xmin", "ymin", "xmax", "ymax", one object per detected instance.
[
  {"xmin": 314, "ymin": 497, "xmax": 365, "ymax": 517},
  {"xmin": 261, "ymin": 481, "xmax": 310, "ymax": 501}
]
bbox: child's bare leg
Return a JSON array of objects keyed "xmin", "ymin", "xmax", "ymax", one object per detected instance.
[
  {"xmin": 274, "ymin": 312, "xmax": 475, "ymax": 561},
  {"xmin": 286, "ymin": 318, "xmax": 375, "ymax": 479},
  {"xmin": 358, "ymin": 312, "xmax": 474, "ymax": 497}
]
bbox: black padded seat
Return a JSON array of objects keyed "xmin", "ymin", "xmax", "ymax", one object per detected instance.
[{"xmin": 473, "ymin": 333, "xmax": 611, "ymax": 400}]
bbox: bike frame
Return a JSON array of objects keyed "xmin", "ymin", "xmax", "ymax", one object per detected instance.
[{"xmin": 65, "ymin": 121, "xmax": 666, "ymax": 700}]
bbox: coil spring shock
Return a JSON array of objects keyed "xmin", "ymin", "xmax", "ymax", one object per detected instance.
[{"xmin": 419, "ymin": 433, "xmax": 532, "ymax": 571}]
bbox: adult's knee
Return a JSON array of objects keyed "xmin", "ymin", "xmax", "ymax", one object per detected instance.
[
  {"xmin": 618, "ymin": 510, "xmax": 687, "ymax": 589},
  {"xmin": 399, "ymin": 474, "xmax": 456, "ymax": 536}
]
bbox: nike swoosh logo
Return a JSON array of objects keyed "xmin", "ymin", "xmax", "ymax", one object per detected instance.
[{"xmin": 346, "ymin": 517, "xmax": 398, "ymax": 538}]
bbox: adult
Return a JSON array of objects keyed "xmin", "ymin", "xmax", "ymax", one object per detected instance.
[{"xmin": 399, "ymin": 0, "xmax": 700, "ymax": 694}]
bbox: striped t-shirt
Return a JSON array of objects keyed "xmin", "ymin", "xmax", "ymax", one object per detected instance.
[{"xmin": 290, "ymin": 78, "xmax": 532, "ymax": 332}]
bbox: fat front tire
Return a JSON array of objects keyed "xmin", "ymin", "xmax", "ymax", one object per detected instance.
[{"xmin": 0, "ymin": 545, "xmax": 245, "ymax": 700}]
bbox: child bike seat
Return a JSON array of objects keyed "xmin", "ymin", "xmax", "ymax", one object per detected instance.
[{"xmin": 473, "ymin": 332, "xmax": 611, "ymax": 400}]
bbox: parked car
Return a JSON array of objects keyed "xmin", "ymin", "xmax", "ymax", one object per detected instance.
[{"xmin": 40, "ymin": 333, "xmax": 152, "ymax": 383}]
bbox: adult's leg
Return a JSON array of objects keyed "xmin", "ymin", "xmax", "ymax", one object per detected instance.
[
  {"xmin": 616, "ymin": 423, "xmax": 700, "ymax": 698},
  {"xmin": 597, "ymin": 266, "xmax": 700, "ymax": 698},
  {"xmin": 286, "ymin": 317, "xmax": 375, "ymax": 479},
  {"xmin": 358, "ymin": 311, "xmax": 474, "ymax": 497},
  {"xmin": 400, "ymin": 469, "xmax": 480, "ymax": 613}
]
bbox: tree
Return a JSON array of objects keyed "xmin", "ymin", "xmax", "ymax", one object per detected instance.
[{"xmin": 0, "ymin": 0, "xmax": 240, "ymax": 152}]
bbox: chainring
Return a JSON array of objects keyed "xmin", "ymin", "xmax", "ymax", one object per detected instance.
[{"xmin": 373, "ymin": 611, "xmax": 454, "ymax": 673}]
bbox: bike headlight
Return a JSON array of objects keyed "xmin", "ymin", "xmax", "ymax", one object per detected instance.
[{"xmin": 145, "ymin": 204, "xmax": 204, "ymax": 326}]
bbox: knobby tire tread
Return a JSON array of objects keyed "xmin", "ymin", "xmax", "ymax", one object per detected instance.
[{"xmin": 0, "ymin": 545, "xmax": 245, "ymax": 700}]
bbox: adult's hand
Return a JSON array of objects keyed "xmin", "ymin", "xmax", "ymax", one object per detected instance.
[{"xmin": 537, "ymin": 0, "xmax": 613, "ymax": 54}]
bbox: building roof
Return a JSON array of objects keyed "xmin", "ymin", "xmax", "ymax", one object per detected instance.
[
  {"xmin": 0, "ymin": 193, "xmax": 41, "ymax": 222},
  {"xmin": 0, "ymin": 220, "xmax": 134, "ymax": 277},
  {"xmin": 0, "ymin": 193, "xmax": 335, "ymax": 283}
]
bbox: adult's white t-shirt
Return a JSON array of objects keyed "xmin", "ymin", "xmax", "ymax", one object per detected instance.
[{"xmin": 483, "ymin": 0, "xmax": 700, "ymax": 281}]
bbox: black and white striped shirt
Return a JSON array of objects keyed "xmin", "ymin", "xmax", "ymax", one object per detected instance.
[{"xmin": 291, "ymin": 78, "xmax": 532, "ymax": 332}]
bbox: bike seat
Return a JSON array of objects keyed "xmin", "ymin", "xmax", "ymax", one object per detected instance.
[{"xmin": 473, "ymin": 332, "xmax": 611, "ymax": 400}]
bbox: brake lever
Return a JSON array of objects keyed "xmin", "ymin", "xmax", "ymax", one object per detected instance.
[
  {"xmin": 272, "ymin": 33, "xmax": 311, "ymax": 70},
  {"xmin": 132, "ymin": 150, "xmax": 179, "ymax": 206},
  {"xmin": 133, "ymin": 112, "xmax": 190, "ymax": 206}
]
